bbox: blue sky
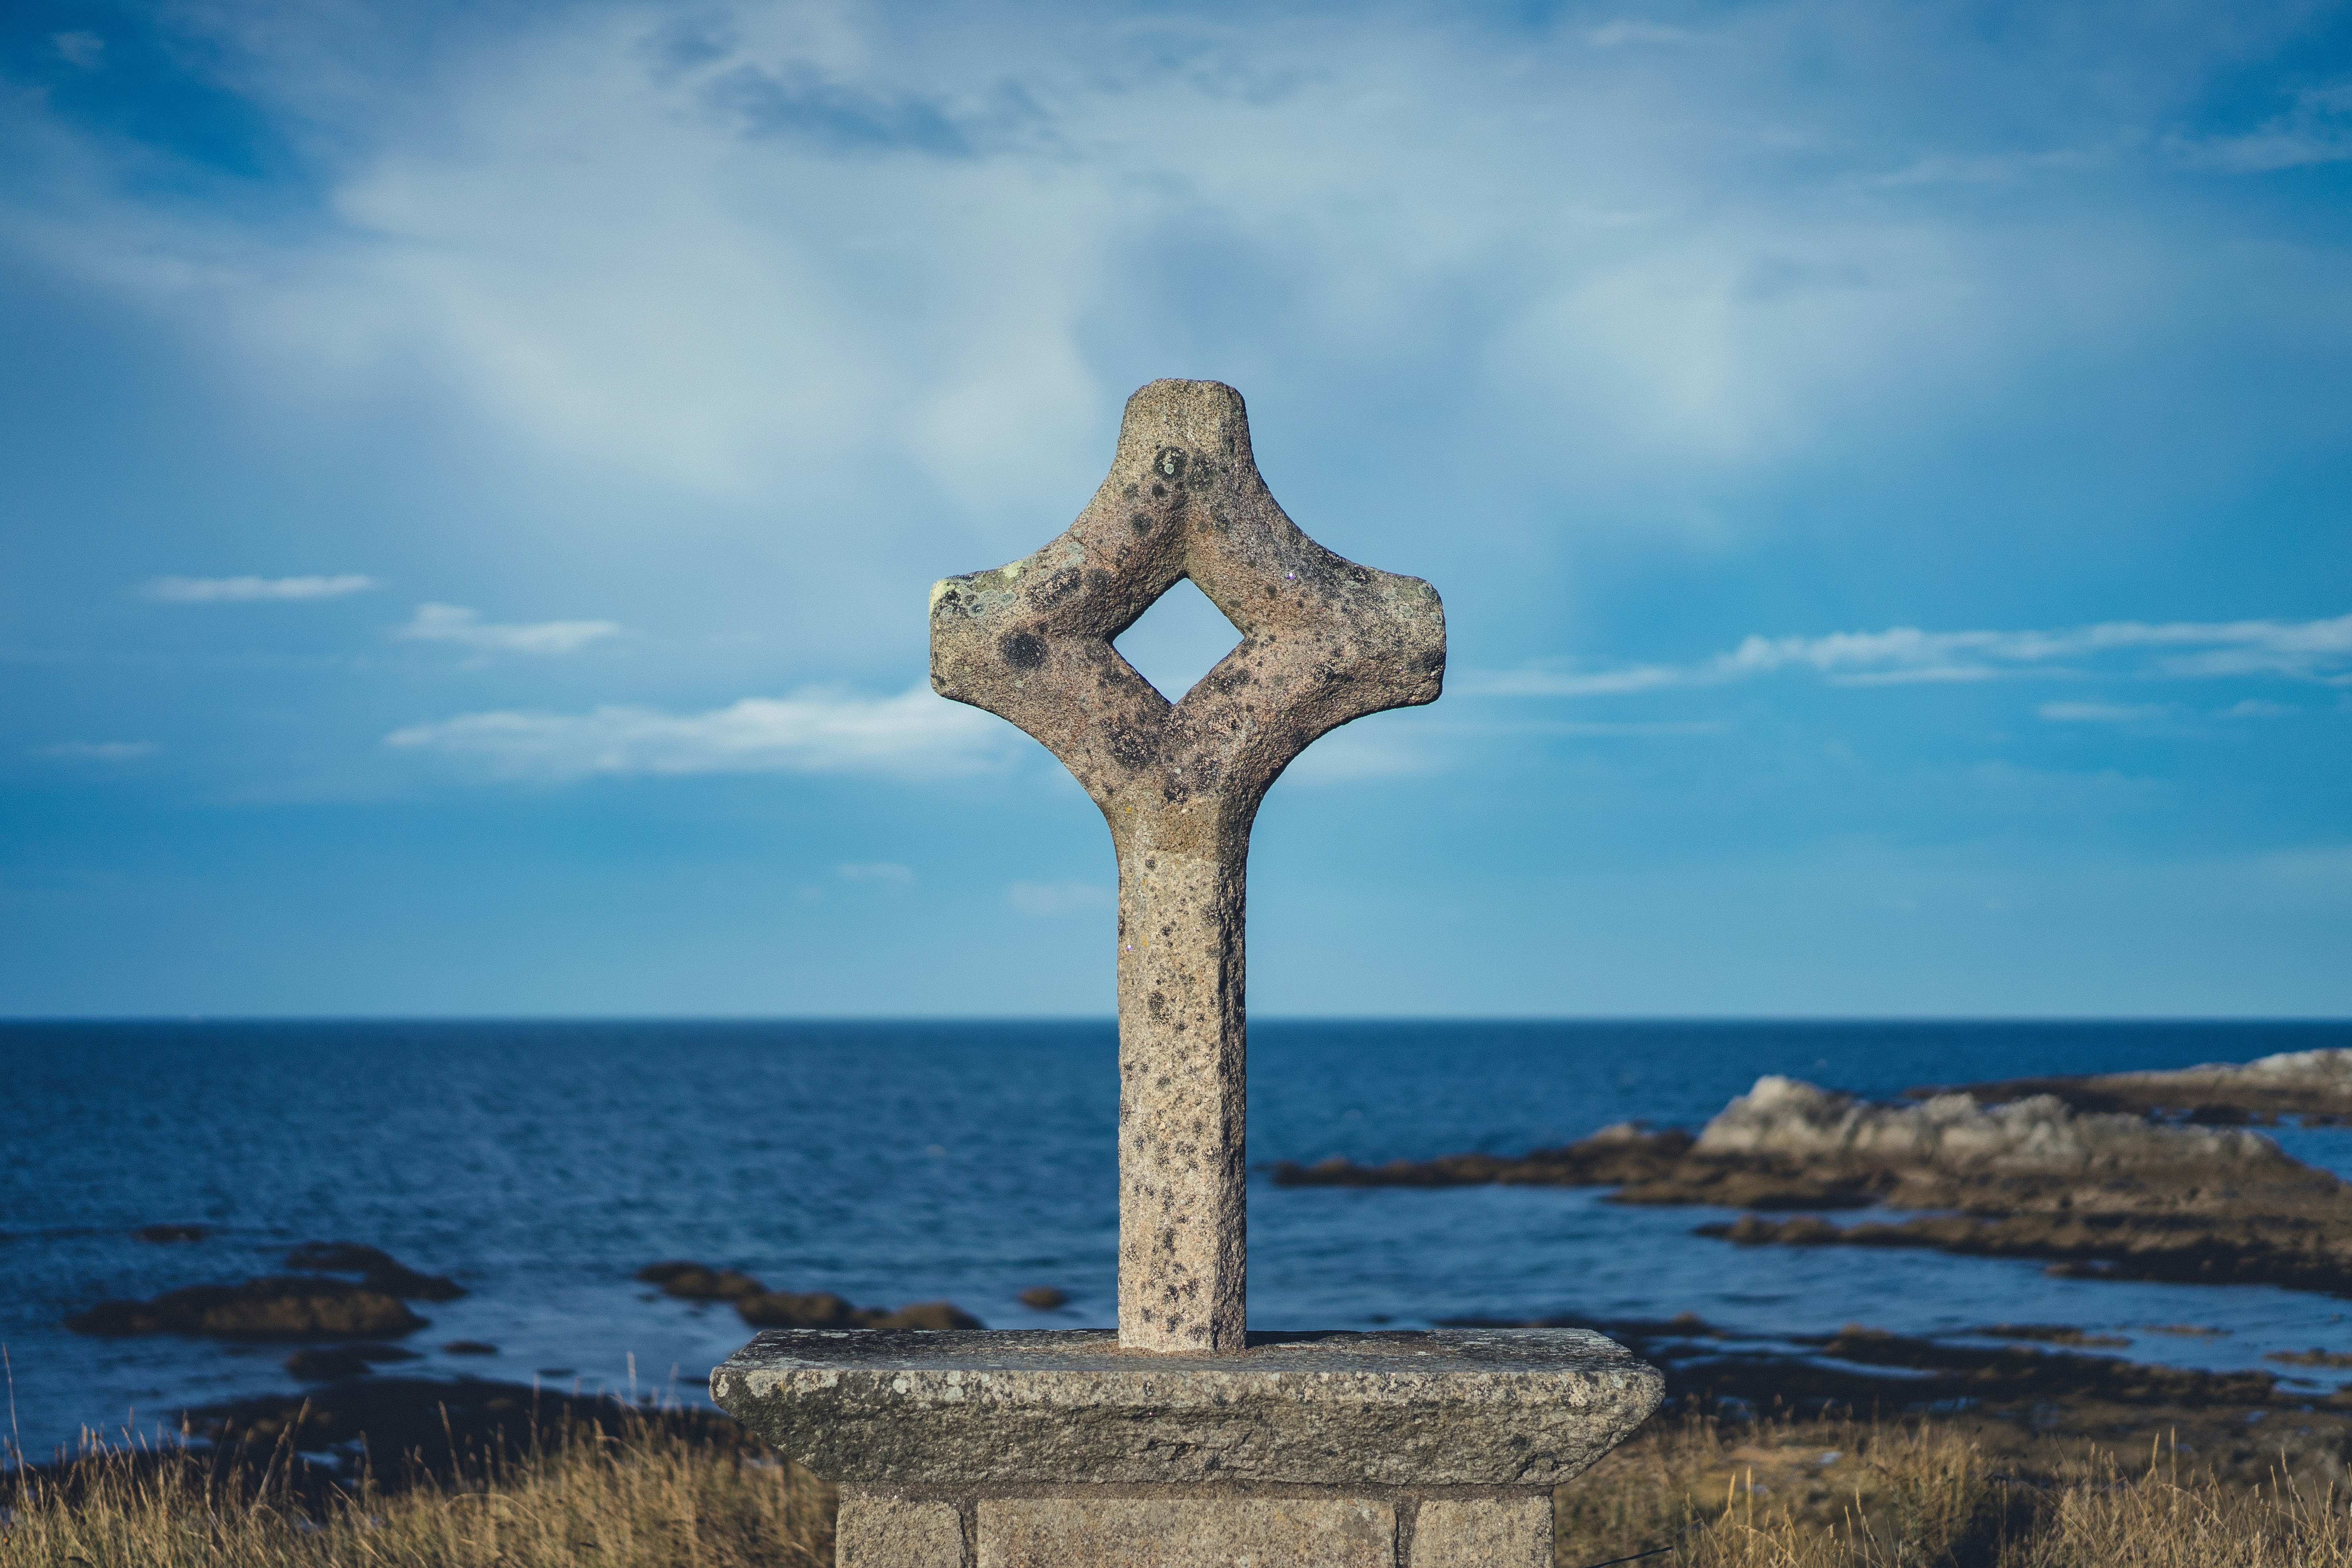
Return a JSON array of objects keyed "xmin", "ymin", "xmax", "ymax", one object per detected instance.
[{"xmin": 2, "ymin": 0, "xmax": 2348, "ymax": 1017}]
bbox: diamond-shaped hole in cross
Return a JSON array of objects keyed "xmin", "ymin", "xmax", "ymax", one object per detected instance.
[{"xmin": 1113, "ymin": 577, "xmax": 1246, "ymax": 702}]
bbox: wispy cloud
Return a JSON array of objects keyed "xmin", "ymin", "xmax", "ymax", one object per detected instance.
[
  {"xmin": 385, "ymin": 684, "xmax": 1012, "ymax": 780},
  {"xmin": 15, "ymin": 0, "xmax": 2184, "ymax": 515},
  {"xmin": 142, "ymin": 574, "xmax": 378, "ymax": 602},
  {"xmin": 835, "ymin": 861, "xmax": 915, "ymax": 888},
  {"xmin": 2169, "ymin": 81, "xmax": 2352, "ymax": 174},
  {"xmin": 31, "ymin": 740, "xmax": 158, "ymax": 761},
  {"xmin": 51, "ymin": 31, "xmax": 104, "ymax": 69},
  {"xmin": 396, "ymin": 604, "xmax": 623, "ymax": 656},
  {"xmin": 1469, "ymin": 613, "xmax": 2352, "ymax": 697},
  {"xmin": 2038, "ymin": 701, "xmax": 2169, "ymax": 723},
  {"xmin": 1006, "ymin": 880, "xmax": 1112, "ymax": 917},
  {"xmin": 1585, "ymin": 20, "xmax": 1719, "ymax": 48},
  {"xmin": 1277, "ymin": 728, "xmax": 1441, "ymax": 785}
]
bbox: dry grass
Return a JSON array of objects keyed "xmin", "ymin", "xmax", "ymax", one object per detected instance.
[
  {"xmin": 0, "ymin": 1406, "xmax": 833, "ymax": 1568},
  {"xmin": 9, "ymin": 1405, "xmax": 2352, "ymax": 1566},
  {"xmin": 1557, "ymin": 1412, "xmax": 2352, "ymax": 1568}
]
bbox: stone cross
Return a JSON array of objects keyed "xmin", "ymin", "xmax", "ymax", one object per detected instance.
[{"xmin": 929, "ymin": 380, "xmax": 1445, "ymax": 1354}]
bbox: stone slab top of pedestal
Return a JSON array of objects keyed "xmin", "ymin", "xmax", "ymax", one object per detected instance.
[{"xmin": 709, "ymin": 1327, "xmax": 1662, "ymax": 1489}]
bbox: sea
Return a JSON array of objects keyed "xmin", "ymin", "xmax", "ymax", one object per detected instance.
[{"xmin": 6, "ymin": 1018, "xmax": 2352, "ymax": 1460}]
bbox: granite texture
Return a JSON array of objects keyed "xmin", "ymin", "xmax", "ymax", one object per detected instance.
[
  {"xmin": 836, "ymin": 1493, "xmax": 965, "ymax": 1568},
  {"xmin": 1408, "ymin": 1496, "xmax": 1551, "ymax": 1568},
  {"xmin": 928, "ymin": 379, "xmax": 1445, "ymax": 1353},
  {"xmin": 710, "ymin": 1328, "xmax": 1661, "ymax": 1488},
  {"xmin": 976, "ymin": 1496, "xmax": 1393, "ymax": 1568}
]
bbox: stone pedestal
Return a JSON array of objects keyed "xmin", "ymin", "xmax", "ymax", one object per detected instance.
[{"xmin": 710, "ymin": 1327, "xmax": 1663, "ymax": 1568}]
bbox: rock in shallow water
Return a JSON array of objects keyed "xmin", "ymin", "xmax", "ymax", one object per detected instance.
[
  {"xmin": 68, "ymin": 1278, "xmax": 428, "ymax": 1340},
  {"xmin": 1914, "ymin": 1047, "xmax": 2352, "ymax": 1124},
  {"xmin": 285, "ymin": 1342, "xmax": 423, "ymax": 1380},
  {"xmin": 633, "ymin": 1260, "xmax": 768, "ymax": 1300},
  {"xmin": 733, "ymin": 1289, "xmax": 980, "ymax": 1330},
  {"xmin": 285, "ymin": 1241, "xmax": 466, "ymax": 1301},
  {"xmin": 637, "ymin": 1259, "xmax": 982, "ymax": 1329},
  {"xmin": 1279, "ymin": 1075, "xmax": 2352, "ymax": 1298}
]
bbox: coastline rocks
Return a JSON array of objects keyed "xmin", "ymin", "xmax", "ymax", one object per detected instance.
[
  {"xmin": 1695, "ymin": 1076, "xmax": 2288, "ymax": 1173},
  {"xmin": 286, "ymin": 1242, "xmax": 466, "ymax": 1301},
  {"xmin": 1273, "ymin": 1124, "xmax": 1698, "ymax": 1192},
  {"xmin": 68, "ymin": 1277, "xmax": 428, "ymax": 1340},
  {"xmin": 637, "ymin": 1259, "xmax": 984, "ymax": 1330},
  {"xmin": 1019, "ymin": 1286, "xmax": 1069, "ymax": 1310},
  {"xmin": 635, "ymin": 1261, "xmax": 766, "ymax": 1301},
  {"xmin": 880, "ymin": 1300, "xmax": 985, "ymax": 1330},
  {"xmin": 1273, "ymin": 1075, "xmax": 2352, "ymax": 1298},
  {"xmin": 1976, "ymin": 1324, "xmax": 2131, "ymax": 1348},
  {"xmin": 285, "ymin": 1343, "xmax": 422, "ymax": 1382},
  {"xmin": 1913, "ymin": 1047, "xmax": 2352, "ymax": 1124},
  {"xmin": 1698, "ymin": 1211, "xmax": 2352, "ymax": 1294},
  {"xmin": 1447, "ymin": 1311, "xmax": 2284, "ymax": 1415},
  {"xmin": 733, "ymin": 1290, "xmax": 981, "ymax": 1331}
]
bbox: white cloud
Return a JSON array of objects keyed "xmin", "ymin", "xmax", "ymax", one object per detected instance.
[
  {"xmin": 1272, "ymin": 728, "xmax": 1422, "ymax": 785},
  {"xmin": 1470, "ymin": 613, "xmax": 2352, "ymax": 697},
  {"xmin": 385, "ymin": 683, "xmax": 1012, "ymax": 779},
  {"xmin": 396, "ymin": 603, "xmax": 622, "ymax": 656},
  {"xmin": 2217, "ymin": 699, "xmax": 2294, "ymax": 719},
  {"xmin": 52, "ymin": 32, "xmax": 105, "ymax": 69},
  {"xmin": 9, "ymin": 0, "xmax": 2166, "ymax": 517},
  {"xmin": 31, "ymin": 740, "xmax": 158, "ymax": 761},
  {"xmin": 2257, "ymin": 845, "xmax": 2352, "ymax": 884},
  {"xmin": 1517, "ymin": 720, "xmax": 1731, "ymax": 737},
  {"xmin": 2168, "ymin": 82, "xmax": 2352, "ymax": 174},
  {"xmin": 1585, "ymin": 20, "xmax": 1719, "ymax": 48},
  {"xmin": 835, "ymin": 861, "xmax": 915, "ymax": 887},
  {"xmin": 1006, "ymin": 880, "xmax": 1112, "ymax": 917},
  {"xmin": 142, "ymin": 574, "xmax": 378, "ymax": 602},
  {"xmin": 2038, "ymin": 701, "xmax": 2169, "ymax": 723}
]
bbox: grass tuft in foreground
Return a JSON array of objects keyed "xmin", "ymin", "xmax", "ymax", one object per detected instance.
[
  {"xmin": 1557, "ymin": 1411, "xmax": 2352, "ymax": 1567},
  {"xmin": 10, "ymin": 1404, "xmax": 2352, "ymax": 1565},
  {"xmin": 0, "ymin": 1403, "xmax": 833, "ymax": 1568}
]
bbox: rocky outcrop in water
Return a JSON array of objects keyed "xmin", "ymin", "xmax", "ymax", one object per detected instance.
[
  {"xmin": 636, "ymin": 1261, "xmax": 982, "ymax": 1330},
  {"xmin": 286, "ymin": 1242, "xmax": 466, "ymax": 1301},
  {"xmin": 67, "ymin": 1243, "xmax": 461, "ymax": 1339},
  {"xmin": 1447, "ymin": 1310, "xmax": 2288, "ymax": 1415},
  {"xmin": 635, "ymin": 1261, "xmax": 766, "ymax": 1301},
  {"xmin": 1694, "ymin": 1076, "xmax": 2288, "ymax": 1172},
  {"xmin": 284, "ymin": 1343, "xmax": 421, "ymax": 1381},
  {"xmin": 68, "ymin": 1278, "xmax": 428, "ymax": 1340},
  {"xmin": 1273, "ymin": 1122, "xmax": 1698, "ymax": 1192},
  {"xmin": 1912, "ymin": 1047, "xmax": 2352, "ymax": 1124},
  {"xmin": 1274, "ymin": 1075, "xmax": 2352, "ymax": 1297}
]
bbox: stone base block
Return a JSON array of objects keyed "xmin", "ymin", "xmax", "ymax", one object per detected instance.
[
  {"xmin": 713, "ymin": 1327, "xmax": 1659, "ymax": 1489},
  {"xmin": 841, "ymin": 1484, "xmax": 1551, "ymax": 1568},
  {"xmin": 713, "ymin": 1328, "xmax": 1658, "ymax": 1568}
]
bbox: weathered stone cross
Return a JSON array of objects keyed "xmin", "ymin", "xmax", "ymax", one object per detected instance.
[{"xmin": 929, "ymin": 379, "xmax": 1446, "ymax": 1354}]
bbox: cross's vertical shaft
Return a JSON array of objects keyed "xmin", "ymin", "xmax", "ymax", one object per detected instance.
[
  {"xmin": 928, "ymin": 379, "xmax": 1445, "ymax": 1355},
  {"xmin": 1115, "ymin": 843, "xmax": 1247, "ymax": 1351}
]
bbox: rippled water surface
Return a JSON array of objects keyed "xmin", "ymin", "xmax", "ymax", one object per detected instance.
[{"xmin": 5, "ymin": 1018, "xmax": 2350, "ymax": 1456}]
